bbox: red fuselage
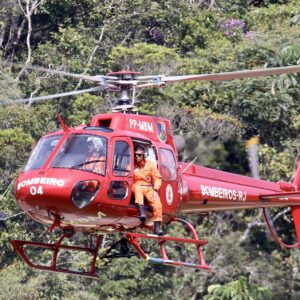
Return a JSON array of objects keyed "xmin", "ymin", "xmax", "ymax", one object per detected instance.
[{"xmin": 15, "ymin": 113, "xmax": 300, "ymax": 233}]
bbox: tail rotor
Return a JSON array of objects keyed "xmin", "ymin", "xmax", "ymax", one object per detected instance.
[{"xmin": 246, "ymin": 136, "xmax": 300, "ymax": 248}]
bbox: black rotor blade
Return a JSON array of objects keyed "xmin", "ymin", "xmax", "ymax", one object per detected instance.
[{"xmin": 0, "ymin": 86, "xmax": 103, "ymax": 105}]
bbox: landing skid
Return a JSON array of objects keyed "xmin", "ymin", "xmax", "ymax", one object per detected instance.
[
  {"xmin": 10, "ymin": 218, "xmax": 210, "ymax": 278},
  {"xmin": 126, "ymin": 218, "xmax": 210, "ymax": 270},
  {"xmin": 11, "ymin": 226, "xmax": 103, "ymax": 279}
]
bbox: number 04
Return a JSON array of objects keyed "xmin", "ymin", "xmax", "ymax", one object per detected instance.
[{"xmin": 30, "ymin": 186, "xmax": 44, "ymax": 195}]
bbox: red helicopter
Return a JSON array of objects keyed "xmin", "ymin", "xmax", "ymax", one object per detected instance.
[{"xmin": 3, "ymin": 65, "xmax": 300, "ymax": 278}]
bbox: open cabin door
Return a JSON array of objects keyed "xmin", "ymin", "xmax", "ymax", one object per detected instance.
[{"xmin": 107, "ymin": 137, "xmax": 134, "ymax": 206}]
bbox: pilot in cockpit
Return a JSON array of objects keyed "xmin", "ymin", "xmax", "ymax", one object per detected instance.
[
  {"xmin": 82, "ymin": 140, "xmax": 106, "ymax": 175},
  {"xmin": 46, "ymin": 139, "xmax": 59, "ymax": 158}
]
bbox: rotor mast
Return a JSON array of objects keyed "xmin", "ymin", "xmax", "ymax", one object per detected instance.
[{"xmin": 108, "ymin": 71, "xmax": 140, "ymax": 113}]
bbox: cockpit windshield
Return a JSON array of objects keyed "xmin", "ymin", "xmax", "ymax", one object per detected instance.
[
  {"xmin": 51, "ymin": 134, "xmax": 107, "ymax": 175},
  {"xmin": 24, "ymin": 135, "xmax": 62, "ymax": 171},
  {"xmin": 24, "ymin": 134, "xmax": 107, "ymax": 175}
]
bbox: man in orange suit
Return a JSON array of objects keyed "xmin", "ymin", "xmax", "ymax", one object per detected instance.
[{"xmin": 132, "ymin": 145, "xmax": 163, "ymax": 235}]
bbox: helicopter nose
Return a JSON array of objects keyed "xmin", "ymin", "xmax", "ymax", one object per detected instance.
[
  {"xmin": 16, "ymin": 171, "xmax": 98, "ymax": 209},
  {"xmin": 71, "ymin": 180, "xmax": 100, "ymax": 209}
]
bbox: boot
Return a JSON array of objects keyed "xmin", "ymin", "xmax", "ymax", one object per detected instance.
[
  {"xmin": 153, "ymin": 221, "xmax": 163, "ymax": 236},
  {"xmin": 138, "ymin": 205, "xmax": 146, "ymax": 223}
]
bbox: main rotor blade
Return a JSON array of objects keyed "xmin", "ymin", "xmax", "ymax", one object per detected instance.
[
  {"xmin": 0, "ymin": 86, "xmax": 102, "ymax": 105},
  {"xmin": 163, "ymin": 65, "xmax": 300, "ymax": 83},
  {"xmin": 1, "ymin": 62, "xmax": 118, "ymax": 83}
]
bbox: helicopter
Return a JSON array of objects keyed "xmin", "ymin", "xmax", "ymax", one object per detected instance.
[{"xmin": 2, "ymin": 64, "xmax": 300, "ymax": 278}]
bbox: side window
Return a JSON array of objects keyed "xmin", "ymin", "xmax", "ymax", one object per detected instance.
[
  {"xmin": 147, "ymin": 146, "xmax": 158, "ymax": 164},
  {"xmin": 108, "ymin": 181, "xmax": 129, "ymax": 200},
  {"xmin": 113, "ymin": 141, "xmax": 131, "ymax": 176},
  {"xmin": 160, "ymin": 148, "xmax": 177, "ymax": 181}
]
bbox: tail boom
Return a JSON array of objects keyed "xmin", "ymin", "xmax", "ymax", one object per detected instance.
[{"xmin": 178, "ymin": 164, "xmax": 300, "ymax": 213}]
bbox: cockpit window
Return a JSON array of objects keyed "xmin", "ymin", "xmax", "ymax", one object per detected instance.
[
  {"xmin": 24, "ymin": 135, "xmax": 62, "ymax": 171},
  {"xmin": 51, "ymin": 134, "xmax": 107, "ymax": 175},
  {"xmin": 112, "ymin": 141, "xmax": 131, "ymax": 176}
]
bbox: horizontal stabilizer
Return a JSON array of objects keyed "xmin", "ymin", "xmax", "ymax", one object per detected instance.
[{"xmin": 260, "ymin": 192, "xmax": 300, "ymax": 200}]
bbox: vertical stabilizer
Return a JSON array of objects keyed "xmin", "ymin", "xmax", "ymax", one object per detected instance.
[
  {"xmin": 291, "ymin": 206, "xmax": 300, "ymax": 242},
  {"xmin": 293, "ymin": 158, "xmax": 300, "ymax": 188},
  {"xmin": 292, "ymin": 160, "xmax": 300, "ymax": 242}
]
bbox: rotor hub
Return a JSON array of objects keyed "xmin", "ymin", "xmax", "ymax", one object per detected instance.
[
  {"xmin": 107, "ymin": 70, "xmax": 142, "ymax": 113},
  {"xmin": 107, "ymin": 70, "xmax": 141, "ymax": 79}
]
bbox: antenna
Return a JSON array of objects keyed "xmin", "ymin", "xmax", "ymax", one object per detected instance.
[{"xmin": 57, "ymin": 113, "xmax": 69, "ymax": 131}]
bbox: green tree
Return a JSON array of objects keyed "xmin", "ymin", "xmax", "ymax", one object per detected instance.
[{"xmin": 204, "ymin": 276, "xmax": 272, "ymax": 300}]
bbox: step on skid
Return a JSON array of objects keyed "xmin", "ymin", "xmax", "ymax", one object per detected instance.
[{"xmin": 126, "ymin": 218, "xmax": 210, "ymax": 270}]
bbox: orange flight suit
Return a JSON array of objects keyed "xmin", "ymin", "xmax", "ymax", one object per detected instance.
[
  {"xmin": 132, "ymin": 159, "xmax": 162, "ymax": 222},
  {"xmin": 82, "ymin": 153, "xmax": 106, "ymax": 175}
]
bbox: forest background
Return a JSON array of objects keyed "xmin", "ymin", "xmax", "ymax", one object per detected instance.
[{"xmin": 1, "ymin": 0, "xmax": 300, "ymax": 299}]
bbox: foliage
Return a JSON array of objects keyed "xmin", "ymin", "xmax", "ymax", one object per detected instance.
[
  {"xmin": 219, "ymin": 19, "xmax": 247, "ymax": 42},
  {"xmin": 0, "ymin": 127, "xmax": 34, "ymax": 187},
  {"xmin": 108, "ymin": 43, "xmax": 181, "ymax": 74},
  {"xmin": 67, "ymin": 93, "xmax": 107, "ymax": 126},
  {"xmin": 0, "ymin": 105, "xmax": 58, "ymax": 139},
  {"xmin": 0, "ymin": 71, "xmax": 22, "ymax": 100},
  {"xmin": 1, "ymin": 0, "xmax": 300, "ymax": 299},
  {"xmin": 259, "ymin": 143, "xmax": 296, "ymax": 181},
  {"xmin": 204, "ymin": 276, "xmax": 272, "ymax": 300},
  {"xmin": 247, "ymin": 2, "xmax": 300, "ymax": 31}
]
